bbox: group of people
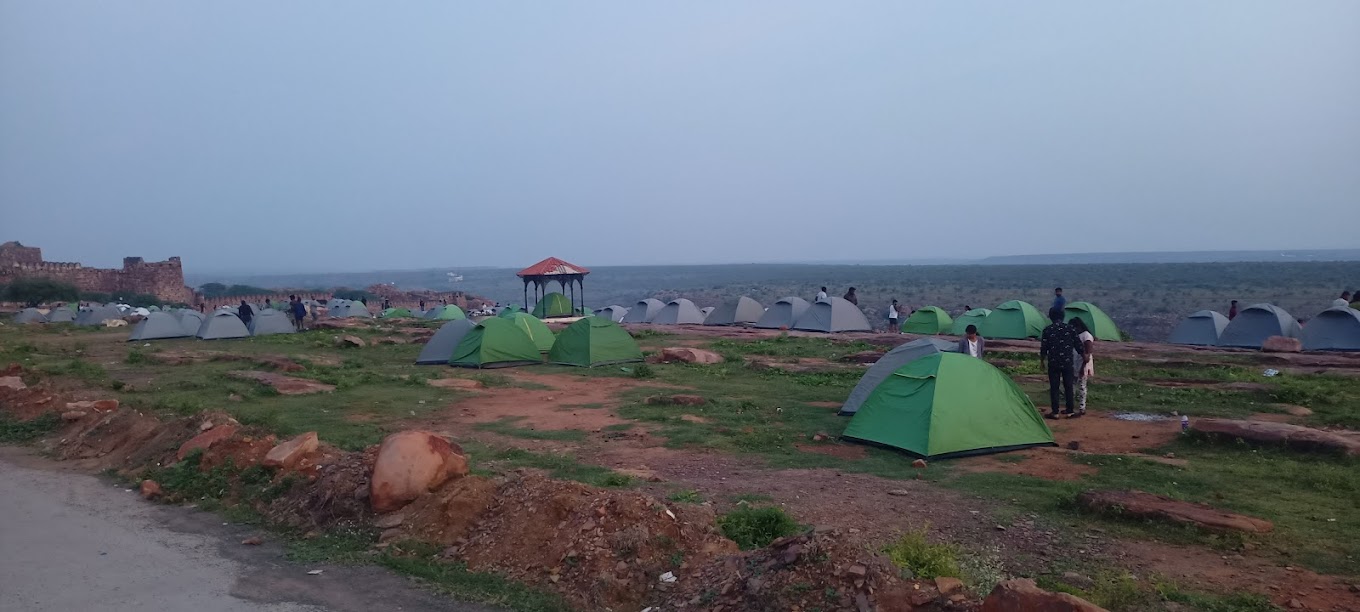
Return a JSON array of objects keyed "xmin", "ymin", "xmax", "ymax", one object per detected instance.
[
  {"xmin": 1225, "ymin": 290, "xmax": 1357, "ymax": 322},
  {"xmin": 815, "ymin": 286, "xmax": 858, "ymax": 305},
  {"xmin": 236, "ymin": 295, "xmax": 314, "ymax": 331}
]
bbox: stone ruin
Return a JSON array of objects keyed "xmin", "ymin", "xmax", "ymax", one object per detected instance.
[{"xmin": 0, "ymin": 241, "xmax": 195, "ymax": 304}]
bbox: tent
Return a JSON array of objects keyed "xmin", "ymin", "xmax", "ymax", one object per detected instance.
[
  {"xmin": 1168, "ymin": 310, "xmax": 1229, "ymax": 346},
  {"xmin": 531, "ymin": 292, "xmax": 575, "ymax": 319},
  {"xmin": 424, "ymin": 305, "xmax": 467, "ymax": 321},
  {"xmin": 754, "ymin": 296, "xmax": 812, "ymax": 329},
  {"xmin": 330, "ymin": 302, "xmax": 371, "ymax": 318},
  {"xmin": 1064, "ymin": 302, "xmax": 1121, "ymax": 342},
  {"xmin": 128, "ymin": 312, "xmax": 191, "ymax": 341},
  {"xmin": 652, "ymin": 299, "xmax": 706, "ymax": 325},
  {"xmin": 950, "ymin": 308, "xmax": 991, "ymax": 335},
  {"xmin": 1218, "ymin": 303, "xmax": 1302, "ymax": 348},
  {"xmin": 840, "ymin": 338, "xmax": 959, "ymax": 416},
  {"xmin": 900, "ymin": 306, "xmax": 953, "ymax": 335},
  {"xmin": 14, "ymin": 308, "xmax": 47, "ymax": 324},
  {"xmin": 380, "ymin": 307, "xmax": 413, "ymax": 319},
  {"xmin": 548, "ymin": 317, "xmax": 644, "ymax": 367},
  {"xmin": 504, "ymin": 311, "xmax": 556, "ymax": 352},
  {"xmin": 1300, "ymin": 307, "xmax": 1360, "ymax": 351},
  {"xmin": 703, "ymin": 296, "xmax": 764, "ymax": 326},
  {"xmin": 496, "ymin": 305, "xmax": 525, "ymax": 317},
  {"xmin": 47, "ymin": 307, "xmax": 76, "ymax": 323},
  {"xmin": 593, "ymin": 305, "xmax": 630, "ymax": 322},
  {"xmin": 842, "ymin": 353, "xmax": 1055, "ymax": 458},
  {"xmin": 176, "ymin": 310, "xmax": 207, "ymax": 336},
  {"xmin": 449, "ymin": 318, "xmax": 543, "ymax": 368},
  {"xmin": 196, "ymin": 311, "xmax": 250, "ymax": 340},
  {"xmin": 621, "ymin": 298, "xmax": 666, "ymax": 323},
  {"xmin": 77, "ymin": 305, "xmax": 124, "ymax": 326},
  {"xmin": 792, "ymin": 297, "xmax": 872, "ymax": 333},
  {"xmin": 415, "ymin": 319, "xmax": 476, "ymax": 365},
  {"xmin": 249, "ymin": 309, "xmax": 296, "ymax": 336},
  {"xmin": 980, "ymin": 301, "xmax": 1046, "ymax": 339}
]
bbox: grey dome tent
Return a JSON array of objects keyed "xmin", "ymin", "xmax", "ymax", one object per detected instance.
[
  {"xmin": 77, "ymin": 305, "xmax": 124, "ymax": 326},
  {"xmin": 1218, "ymin": 303, "xmax": 1302, "ymax": 348},
  {"xmin": 840, "ymin": 338, "xmax": 959, "ymax": 416},
  {"xmin": 1168, "ymin": 310, "xmax": 1229, "ymax": 346},
  {"xmin": 754, "ymin": 296, "xmax": 811, "ymax": 329},
  {"xmin": 652, "ymin": 299, "xmax": 706, "ymax": 325},
  {"xmin": 47, "ymin": 307, "xmax": 76, "ymax": 323},
  {"xmin": 196, "ymin": 311, "xmax": 250, "ymax": 340},
  {"xmin": 128, "ymin": 312, "xmax": 192, "ymax": 341},
  {"xmin": 416, "ymin": 319, "xmax": 476, "ymax": 365},
  {"xmin": 1301, "ymin": 307, "xmax": 1360, "ymax": 351},
  {"xmin": 14, "ymin": 308, "xmax": 46, "ymax": 324},
  {"xmin": 176, "ymin": 310, "xmax": 206, "ymax": 336},
  {"xmin": 792, "ymin": 297, "xmax": 872, "ymax": 333},
  {"xmin": 701, "ymin": 307, "xmax": 714, "ymax": 317},
  {"xmin": 704, "ymin": 296, "xmax": 764, "ymax": 326},
  {"xmin": 329, "ymin": 302, "xmax": 371, "ymax": 318},
  {"xmin": 593, "ymin": 305, "xmax": 629, "ymax": 322},
  {"xmin": 621, "ymin": 298, "xmax": 665, "ymax": 323},
  {"xmin": 249, "ymin": 309, "xmax": 296, "ymax": 336}
]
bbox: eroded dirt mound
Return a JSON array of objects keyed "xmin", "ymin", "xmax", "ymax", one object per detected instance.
[
  {"xmin": 445, "ymin": 472, "xmax": 738, "ymax": 611},
  {"xmin": 266, "ymin": 447, "xmax": 376, "ymax": 530}
]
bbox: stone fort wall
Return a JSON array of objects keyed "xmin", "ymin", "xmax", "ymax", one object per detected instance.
[{"xmin": 0, "ymin": 242, "xmax": 195, "ymax": 304}]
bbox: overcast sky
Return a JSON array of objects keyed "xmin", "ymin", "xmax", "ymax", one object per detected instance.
[{"xmin": 2, "ymin": 2, "xmax": 1358, "ymax": 273}]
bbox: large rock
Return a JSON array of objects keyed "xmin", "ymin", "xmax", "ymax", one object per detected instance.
[
  {"xmin": 227, "ymin": 371, "xmax": 336, "ymax": 395},
  {"xmin": 0, "ymin": 376, "xmax": 27, "ymax": 391},
  {"xmin": 338, "ymin": 335, "xmax": 366, "ymax": 348},
  {"xmin": 1076, "ymin": 490, "xmax": 1273, "ymax": 533},
  {"xmin": 1193, "ymin": 418, "xmax": 1360, "ymax": 457},
  {"xmin": 659, "ymin": 347, "xmax": 724, "ymax": 364},
  {"xmin": 177, "ymin": 423, "xmax": 240, "ymax": 461},
  {"xmin": 370, "ymin": 431, "xmax": 471, "ymax": 514},
  {"xmin": 982, "ymin": 579, "xmax": 1108, "ymax": 612},
  {"xmin": 1262, "ymin": 336, "xmax": 1302, "ymax": 353},
  {"xmin": 263, "ymin": 432, "xmax": 319, "ymax": 470}
]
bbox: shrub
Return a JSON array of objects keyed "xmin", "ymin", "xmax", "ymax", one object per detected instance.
[
  {"xmin": 883, "ymin": 527, "xmax": 960, "ymax": 579},
  {"xmin": 631, "ymin": 364, "xmax": 655, "ymax": 379},
  {"xmin": 717, "ymin": 506, "xmax": 802, "ymax": 550},
  {"xmin": 0, "ymin": 412, "xmax": 62, "ymax": 443},
  {"xmin": 3, "ymin": 278, "xmax": 79, "ymax": 306}
]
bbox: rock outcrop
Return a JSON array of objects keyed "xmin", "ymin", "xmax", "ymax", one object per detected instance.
[
  {"xmin": 982, "ymin": 578, "xmax": 1108, "ymax": 612},
  {"xmin": 1077, "ymin": 490, "xmax": 1274, "ymax": 533},
  {"xmin": 1193, "ymin": 418, "xmax": 1360, "ymax": 457}
]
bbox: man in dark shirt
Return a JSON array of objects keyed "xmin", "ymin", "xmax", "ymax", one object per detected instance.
[
  {"xmin": 1051, "ymin": 287, "xmax": 1066, "ymax": 312},
  {"xmin": 1039, "ymin": 308, "xmax": 1084, "ymax": 418},
  {"xmin": 1228, "ymin": 300, "xmax": 1239, "ymax": 320},
  {"xmin": 237, "ymin": 300, "xmax": 254, "ymax": 327}
]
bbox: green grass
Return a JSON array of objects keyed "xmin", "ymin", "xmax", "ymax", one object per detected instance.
[
  {"xmin": 0, "ymin": 412, "xmax": 62, "ymax": 443},
  {"xmin": 380, "ymin": 544, "xmax": 571, "ymax": 612},
  {"xmin": 709, "ymin": 334, "xmax": 874, "ymax": 361},
  {"xmin": 883, "ymin": 527, "xmax": 961, "ymax": 580},
  {"xmin": 668, "ymin": 489, "xmax": 703, "ymax": 504},
  {"xmin": 466, "ymin": 442, "xmax": 636, "ymax": 488},
  {"xmin": 474, "ymin": 417, "xmax": 588, "ymax": 442},
  {"xmin": 1153, "ymin": 582, "xmax": 1278, "ymax": 612},
  {"xmin": 716, "ymin": 506, "xmax": 802, "ymax": 550}
]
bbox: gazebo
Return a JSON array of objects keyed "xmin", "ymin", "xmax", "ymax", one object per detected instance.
[{"xmin": 517, "ymin": 257, "xmax": 590, "ymax": 316}]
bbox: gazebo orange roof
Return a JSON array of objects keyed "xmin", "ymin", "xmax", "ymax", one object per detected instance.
[{"xmin": 516, "ymin": 257, "xmax": 590, "ymax": 278}]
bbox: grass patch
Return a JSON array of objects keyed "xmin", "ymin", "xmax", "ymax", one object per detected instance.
[
  {"xmin": 474, "ymin": 417, "xmax": 588, "ymax": 442},
  {"xmin": 710, "ymin": 334, "xmax": 873, "ymax": 361},
  {"xmin": 0, "ymin": 412, "xmax": 62, "ymax": 443},
  {"xmin": 668, "ymin": 489, "xmax": 703, "ymax": 504},
  {"xmin": 470, "ymin": 443, "xmax": 636, "ymax": 488},
  {"xmin": 1153, "ymin": 582, "xmax": 1277, "ymax": 612},
  {"xmin": 717, "ymin": 506, "xmax": 802, "ymax": 550},
  {"xmin": 125, "ymin": 348, "xmax": 152, "ymax": 364},
  {"xmin": 883, "ymin": 527, "xmax": 960, "ymax": 579},
  {"xmin": 286, "ymin": 528, "xmax": 379, "ymax": 564}
]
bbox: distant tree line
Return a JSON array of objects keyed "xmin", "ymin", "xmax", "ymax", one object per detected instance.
[{"xmin": 1, "ymin": 278, "xmax": 172, "ymax": 308}]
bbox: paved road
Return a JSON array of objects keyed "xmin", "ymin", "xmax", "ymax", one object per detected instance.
[{"xmin": 0, "ymin": 447, "xmax": 493, "ymax": 612}]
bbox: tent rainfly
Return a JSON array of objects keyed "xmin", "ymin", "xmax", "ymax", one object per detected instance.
[
  {"xmin": 621, "ymin": 299, "xmax": 666, "ymax": 324},
  {"xmin": 380, "ymin": 307, "xmax": 413, "ymax": 319},
  {"xmin": 176, "ymin": 310, "xmax": 207, "ymax": 336},
  {"xmin": 128, "ymin": 312, "xmax": 191, "ymax": 341},
  {"xmin": 900, "ymin": 306, "xmax": 953, "ymax": 335},
  {"xmin": 531, "ymin": 292, "xmax": 575, "ymax": 319},
  {"xmin": 840, "ymin": 338, "xmax": 959, "ymax": 416},
  {"xmin": 196, "ymin": 311, "xmax": 250, "ymax": 340},
  {"xmin": 980, "ymin": 300, "xmax": 1046, "ymax": 340},
  {"xmin": 1168, "ymin": 310, "xmax": 1229, "ymax": 346},
  {"xmin": 842, "ymin": 353, "xmax": 1055, "ymax": 458},
  {"xmin": 1218, "ymin": 303, "xmax": 1302, "ymax": 348},
  {"xmin": 1063, "ymin": 302, "xmax": 1121, "ymax": 341},
  {"xmin": 449, "ymin": 318, "xmax": 543, "ymax": 368},
  {"xmin": 517, "ymin": 257, "xmax": 590, "ymax": 319},
  {"xmin": 14, "ymin": 308, "xmax": 46, "ymax": 324},
  {"xmin": 548, "ymin": 317, "xmax": 644, "ymax": 367},
  {"xmin": 754, "ymin": 296, "xmax": 812, "ymax": 329},
  {"xmin": 249, "ymin": 309, "xmax": 296, "ymax": 336},
  {"xmin": 77, "ymin": 305, "xmax": 124, "ymax": 326},
  {"xmin": 504, "ymin": 311, "xmax": 556, "ymax": 352},
  {"xmin": 47, "ymin": 307, "xmax": 76, "ymax": 323},
  {"xmin": 651, "ymin": 299, "xmax": 706, "ymax": 325},
  {"xmin": 415, "ymin": 319, "xmax": 477, "ymax": 365},
  {"xmin": 424, "ymin": 305, "xmax": 468, "ymax": 321},
  {"xmin": 792, "ymin": 297, "xmax": 872, "ymax": 333},
  {"xmin": 593, "ymin": 305, "xmax": 630, "ymax": 323},
  {"xmin": 1300, "ymin": 307, "xmax": 1360, "ymax": 352},
  {"xmin": 950, "ymin": 308, "xmax": 991, "ymax": 335},
  {"xmin": 703, "ymin": 296, "xmax": 764, "ymax": 326}
]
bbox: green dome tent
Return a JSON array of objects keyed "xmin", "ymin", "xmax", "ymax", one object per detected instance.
[
  {"xmin": 1063, "ymin": 302, "xmax": 1121, "ymax": 341},
  {"xmin": 840, "ymin": 338, "xmax": 958, "ymax": 416},
  {"xmin": 449, "ymin": 318, "xmax": 543, "ymax": 368},
  {"xmin": 950, "ymin": 308, "xmax": 991, "ymax": 335},
  {"xmin": 531, "ymin": 292, "xmax": 574, "ymax": 319},
  {"xmin": 979, "ymin": 301, "xmax": 1046, "ymax": 339},
  {"xmin": 842, "ymin": 353, "xmax": 1054, "ymax": 458},
  {"xmin": 425, "ymin": 305, "xmax": 467, "ymax": 321},
  {"xmin": 548, "ymin": 318, "xmax": 644, "ymax": 367},
  {"xmin": 504, "ymin": 311, "xmax": 556, "ymax": 352},
  {"xmin": 497, "ymin": 305, "xmax": 526, "ymax": 318},
  {"xmin": 380, "ymin": 307, "xmax": 413, "ymax": 319},
  {"xmin": 900, "ymin": 306, "xmax": 954, "ymax": 334},
  {"xmin": 416, "ymin": 320, "xmax": 476, "ymax": 365}
]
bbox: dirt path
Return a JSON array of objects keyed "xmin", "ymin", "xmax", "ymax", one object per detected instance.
[{"xmin": 0, "ymin": 447, "xmax": 494, "ymax": 612}]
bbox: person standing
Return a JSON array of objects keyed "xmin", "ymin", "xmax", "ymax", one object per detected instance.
[
  {"xmin": 1071, "ymin": 318, "xmax": 1095, "ymax": 415},
  {"xmin": 816, "ymin": 287, "xmax": 828, "ymax": 302},
  {"xmin": 1051, "ymin": 288, "xmax": 1066, "ymax": 312},
  {"xmin": 843, "ymin": 287, "xmax": 858, "ymax": 306},
  {"xmin": 291, "ymin": 297, "xmax": 308, "ymax": 331},
  {"xmin": 1039, "ymin": 308, "xmax": 1083, "ymax": 419},
  {"xmin": 264, "ymin": 298, "xmax": 273, "ymax": 310},
  {"xmin": 237, "ymin": 300, "xmax": 254, "ymax": 327},
  {"xmin": 419, "ymin": 300, "xmax": 426, "ymax": 312},
  {"xmin": 887, "ymin": 299, "xmax": 900, "ymax": 333},
  {"xmin": 1228, "ymin": 300, "xmax": 1239, "ymax": 320},
  {"xmin": 959, "ymin": 325, "xmax": 986, "ymax": 358}
]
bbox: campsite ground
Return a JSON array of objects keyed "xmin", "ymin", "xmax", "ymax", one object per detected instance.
[{"xmin": 2, "ymin": 319, "xmax": 1358, "ymax": 611}]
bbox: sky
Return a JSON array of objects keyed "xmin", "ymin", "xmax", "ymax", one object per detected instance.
[{"xmin": 2, "ymin": 1, "xmax": 1358, "ymax": 274}]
